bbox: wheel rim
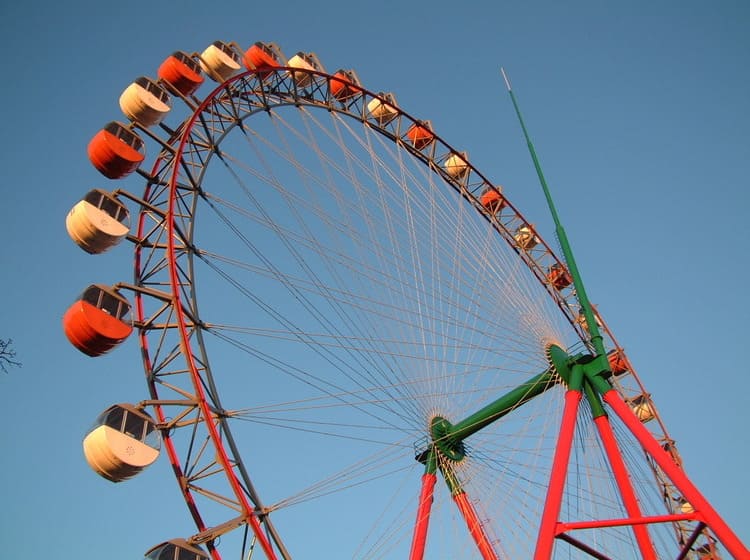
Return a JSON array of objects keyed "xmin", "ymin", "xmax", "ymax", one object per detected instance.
[{"xmin": 126, "ymin": 65, "xmax": 712, "ymax": 558}]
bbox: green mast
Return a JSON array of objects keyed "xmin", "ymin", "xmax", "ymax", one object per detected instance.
[{"xmin": 500, "ymin": 68, "xmax": 607, "ymax": 365}]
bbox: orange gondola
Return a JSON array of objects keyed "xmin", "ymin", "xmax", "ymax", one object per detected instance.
[
  {"xmin": 158, "ymin": 51, "xmax": 204, "ymax": 96},
  {"xmin": 404, "ymin": 120, "xmax": 435, "ymax": 150},
  {"xmin": 547, "ymin": 262, "xmax": 572, "ymax": 290},
  {"xmin": 87, "ymin": 121, "xmax": 145, "ymax": 179},
  {"xmin": 607, "ymin": 348, "xmax": 630, "ymax": 376},
  {"xmin": 63, "ymin": 285, "xmax": 132, "ymax": 357},
  {"xmin": 145, "ymin": 539, "xmax": 209, "ymax": 560},
  {"xmin": 66, "ymin": 189, "xmax": 130, "ymax": 254},
  {"xmin": 330, "ymin": 69, "xmax": 362, "ymax": 102},
  {"xmin": 199, "ymin": 40, "xmax": 242, "ymax": 82},
  {"xmin": 83, "ymin": 404, "xmax": 160, "ymax": 482},
  {"xmin": 480, "ymin": 186, "xmax": 505, "ymax": 214},
  {"xmin": 243, "ymin": 41, "xmax": 284, "ymax": 78},
  {"xmin": 119, "ymin": 76, "xmax": 171, "ymax": 127}
]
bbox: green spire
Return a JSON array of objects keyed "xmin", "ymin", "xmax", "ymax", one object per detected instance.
[{"xmin": 500, "ymin": 69, "xmax": 607, "ymax": 362}]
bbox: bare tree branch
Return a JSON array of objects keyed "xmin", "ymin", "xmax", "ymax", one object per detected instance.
[{"xmin": 0, "ymin": 338, "xmax": 21, "ymax": 373}]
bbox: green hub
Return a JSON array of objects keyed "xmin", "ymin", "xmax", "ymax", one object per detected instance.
[
  {"xmin": 420, "ymin": 345, "xmax": 613, "ymax": 468},
  {"xmin": 430, "ymin": 416, "xmax": 466, "ymax": 462}
]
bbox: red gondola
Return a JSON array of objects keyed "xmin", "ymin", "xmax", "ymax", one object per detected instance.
[
  {"xmin": 158, "ymin": 51, "xmax": 204, "ymax": 96},
  {"xmin": 547, "ymin": 262, "xmax": 572, "ymax": 290},
  {"xmin": 480, "ymin": 186, "xmax": 505, "ymax": 214},
  {"xmin": 329, "ymin": 69, "xmax": 362, "ymax": 102},
  {"xmin": 63, "ymin": 285, "xmax": 132, "ymax": 357},
  {"xmin": 607, "ymin": 348, "xmax": 630, "ymax": 376},
  {"xmin": 404, "ymin": 120, "xmax": 435, "ymax": 150},
  {"xmin": 243, "ymin": 41, "xmax": 284, "ymax": 78},
  {"xmin": 87, "ymin": 122, "xmax": 145, "ymax": 180}
]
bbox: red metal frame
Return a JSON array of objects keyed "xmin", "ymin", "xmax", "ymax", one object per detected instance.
[
  {"xmin": 534, "ymin": 387, "xmax": 583, "ymax": 559},
  {"xmin": 122, "ymin": 63, "xmax": 746, "ymax": 559},
  {"xmin": 603, "ymin": 390, "xmax": 749, "ymax": 558},
  {"xmin": 593, "ymin": 414, "xmax": 656, "ymax": 559},
  {"xmin": 135, "ymin": 162, "xmax": 214, "ymax": 550},
  {"xmin": 409, "ymin": 473, "xmax": 437, "ymax": 560},
  {"xmin": 528, "ymin": 379, "xmax": 749, "ymax": 559},
  {"xmin": 164, "ymin": 83, "xmax": 279, "ymax": 560},
  {"xmin": 453, "ymin": 491, "xmax": 500, "ymax": 560}
]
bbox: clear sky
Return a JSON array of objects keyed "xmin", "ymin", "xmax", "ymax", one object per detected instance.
[{"xmin": 1, "ymin": 1, "xmax": 748, "ymax": 558}]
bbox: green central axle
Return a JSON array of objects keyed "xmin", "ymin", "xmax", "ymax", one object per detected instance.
[{"xmin": 423, "ymin": 345, "xmax": 609, "ymax": 465}]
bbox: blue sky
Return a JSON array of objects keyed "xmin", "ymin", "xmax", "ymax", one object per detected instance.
[{"xmin": 1, "ymin": 1, "xmax": 748, "ymax": 558}]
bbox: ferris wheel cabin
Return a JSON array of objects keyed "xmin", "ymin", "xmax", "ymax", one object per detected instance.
[
  {"xmin": 83, "ymin": 404, "xmax": 160, "ymax": 482},
  {"xmin": 119, "ymin": 76, "xmax": 172, "ymax": 127},
  {"xmin": 87, "ymin": 121, "xmax": 145, "ymax": 179},
  {"xmin": 405, "ymin": 120, "xmax": 435, "ymax": 151},
  {"xmin": 514, "ymin": 224, "xmax": 539, "ymax": 250},
  {"xmin": 145, "ymin": 539, "xmax": 209, "ymax": 560},
  {"xmin": 200, "ymin": 40, "xmax": 242, "ymax": 82},
  {"xmin": 158, "ymin": 51, "xmax": 204, "ymax": 97},
  {"xmin": 444, "ymin": 152, "xmax": 470, "ymax": 180},
  {"xmin": 628, "ymin": 394, "xmax": 656, "ymax": 423},
  {"xmin": 367, "ymin": 93, "xmax": 399, "ymax": 126},
  {"xmin": 63, "ymin": 284, "xmax": 133, "ymax": 356},
  {"xmin": 330, "ymin": 69, "xmax": 362, "ymax": 103},
  {"xmin": 480, "ymin": 186, "xmax": 506, "ymax": 214},
  {"xmin": 287, "ymin": 51, "xmax": 324, "ymax": 87},
  {"xmin": 243, "ymin": 41, "xmax": 284, "ymax": 78},
  {"xmin": 66, "ymin": 189, "xmax": 129, "ymax": 254},
  {"xmin": 547, "ymin": 262, "xmax": 572, "ymax": 290},
  {"xmin": 607, "ymin": 348, "xmax": 630, "ymax": 376}
]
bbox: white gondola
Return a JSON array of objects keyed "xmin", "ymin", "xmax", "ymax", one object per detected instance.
[
  {"xmin": 514, "ymin": 224, "xmax": 539, "ymax": 250},
  {"xmin": 628, "ymin": 394, "xmax": 655, "ymax": 423},
  {"xmin": 119, "ymin": 76, "xmax": 171, "ymax": 127},
  {"xmin": 444, "ymin": 152, "xmax": 469, "ymax": 180},
  {"xmin": 145, "ymin": 539, "xmax": 209, "ymax": 560},
  {"xmin": 287, "ymin": 52, "xmax": 324, "ymax": 87},
  {"xmin": 83, "ymin": 404, "xmax": 160, "ymax": 482},
  {"xmin": 367, "ymin": 93, "xmax": 398, "ymax": 126},
  {"xmin": 66, "ymin": 189, "xmax": 129, "ymax": 254},
  {"xmin": 200, "ymin": 40, "xmax": 242, "ymax": 82}
]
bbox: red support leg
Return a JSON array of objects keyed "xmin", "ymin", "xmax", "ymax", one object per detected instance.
[
  {"xmin": 593, "ymin": 414, "xmax": 657, "ymax": 559},
  {"xmin": 602, "ymin": 390, "xmax": 749, "ymax": 558},
  {"xmin": 453, "ymin": 491, "xmax": 500, "ymax": 560},
  {"xmin": 534, "ymin": 388, "xmax": 582, "ymax": 560},
  {"xmin": 409, "ymin": 473, "xmax": 437, "ymax": 560}
]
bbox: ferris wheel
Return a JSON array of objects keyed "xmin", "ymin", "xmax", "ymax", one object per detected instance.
[{"xmin": 63, "ymin": 40, "xmax": 748, "ymax": 560}]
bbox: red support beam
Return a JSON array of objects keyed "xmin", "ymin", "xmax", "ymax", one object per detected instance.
[
  {"xmin": 453, "ymin": 491, "xmax": 500, "ymax": 560},
  {"xmin": 602, "ymin": 390, "xmax": 749, "ymax": 558},
  {"xmin": 593, "ymin": 415, "xmax": 657, "ymax": 559},
  {"xmin": 534, "ymin": 388, "xmax": 582, "ymax": 559},
  {"xmin": 409, "ymin": 473, "xmax": 437, "ymax": 560},
  {"xmin": 558, "ymin": 512, "xmax": 697, "ymax": 532}
]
